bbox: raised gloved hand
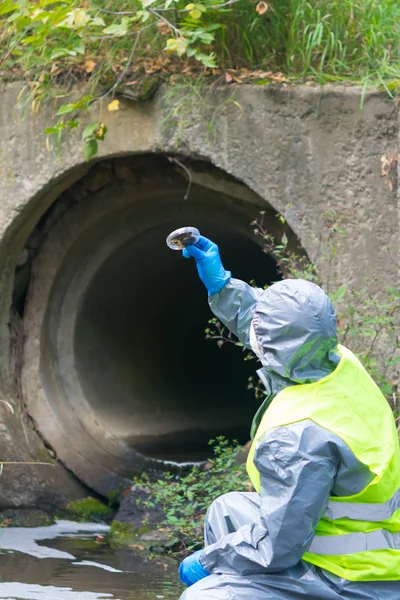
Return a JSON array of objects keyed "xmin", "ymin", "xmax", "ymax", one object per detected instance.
[
  {"xmin": 183, "ymin": 236, "xmax": 231, "ymax": 296},
  {"xmin": 179, "ymin": 549, "xmax": 209, "ymax": 587}
]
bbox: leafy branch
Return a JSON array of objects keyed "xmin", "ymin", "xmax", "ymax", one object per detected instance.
[{"xmin": 2, "ymin": 0, "xmax": 399, "ymax": 159}]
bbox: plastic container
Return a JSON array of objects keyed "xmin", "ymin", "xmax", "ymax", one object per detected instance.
[{"xmin": 166, "ymin": 226, "xmax": 200, "ymax": 250}]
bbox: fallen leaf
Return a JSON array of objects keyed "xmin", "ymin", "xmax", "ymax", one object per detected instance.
[
  {"xmin": 107, "ymin": 99, "xmax": 120, "ymax": 112},
  {"xmin": 157, "ymin": 20, "xmax": 170, "ymax": 35},
  {"xmin": 128, "ymin": 543, "xmax": 145, "ymax": 550},
  {"xmin": 225, "ymin": 72, "xmax": 233, "ymax": 83},
  {"xmin": 85, "ymin": 60, "xmax": 97, "ymax": 73},
  {"xmin": 268, "ymin": 73, "xmax": 287, "ymax": 82},
  {"xmin": 256, "ymin": 1, "xmax": 269, "ymax": 14}
]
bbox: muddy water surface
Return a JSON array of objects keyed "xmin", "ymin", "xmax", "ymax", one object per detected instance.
[{"xmin": 0, "ymin": 522, "xmax": 183, "ymax": 600}]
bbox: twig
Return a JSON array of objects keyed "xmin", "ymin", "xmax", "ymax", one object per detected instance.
[
  {"xmin": 156, "ymin": 0, "xmax": 242, "ymax": 12},
  {"xmin": 89, "ymin": 0, "xmax": 137, "ymax": 15},
  {"xmin": 0, "ymin": 461, "xmax": 55, "ymax": 465},
  {"xmin": 90, "ymin": 0, "xmax": 241, "ymax": 15},
  {"xmin": 167, "ymin": 157, "xmax": 192, "ymax": 200},
  {"xmin": 0, "ymin": 399, "xmax": 14, "ymax": 415},
  {"xmin": 148, "ymin": 9, "xmax": 182, "ymax": 36}
]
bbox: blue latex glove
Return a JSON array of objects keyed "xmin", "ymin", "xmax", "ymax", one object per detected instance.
[
  {"xmin": 183, "ymin": 236, "xmax": 231, "ymax": 296},
  {"xmin": 179, "ymin": 549, "xmax": 209, "ymax": 587}
]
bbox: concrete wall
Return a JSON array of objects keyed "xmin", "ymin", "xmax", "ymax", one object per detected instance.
[{"xmin": 0, "ymin": 81, "xmax": 398, "ymax": 507}]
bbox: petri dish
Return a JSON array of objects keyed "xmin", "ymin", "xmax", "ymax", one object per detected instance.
[{"xmin": 166, "ymin": 226, "xmax": 200, "ymax": 250}]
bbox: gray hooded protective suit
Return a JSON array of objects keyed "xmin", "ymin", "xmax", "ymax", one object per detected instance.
[{"xmin": 180, "ymin": 278, "xmax": 399, "ymax": 600}]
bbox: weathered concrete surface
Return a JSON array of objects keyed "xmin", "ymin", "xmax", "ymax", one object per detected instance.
[{"xmin": 0, "ymin": 82, "xmax": 398, "ymax": 506}]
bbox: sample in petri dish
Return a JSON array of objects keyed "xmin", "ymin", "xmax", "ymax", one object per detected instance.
[{"xmin": 166, "ymin": 226, "xmax": 200, "ymax": 250}]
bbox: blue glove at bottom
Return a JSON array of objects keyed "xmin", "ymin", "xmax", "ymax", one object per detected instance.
[{"xmin": 179, "ymin": 549, "xmax": 209, "ymax": 587}]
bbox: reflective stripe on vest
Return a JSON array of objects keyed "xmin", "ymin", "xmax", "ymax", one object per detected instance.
[
  {"xmin": 310, "ymin": 530, "xmax": 400, "ymax": 555},
  {"xmin": 325, "ymin": 488, "xmax": 400, "ymax": 522},
  {"xmin": 246, "ymin": 345, "xmax": 400, "ymax": 582}
]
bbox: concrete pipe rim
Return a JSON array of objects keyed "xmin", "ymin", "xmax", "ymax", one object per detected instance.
[{"xmin": 20, "ymin": 157, "xmax": 296, "ymax": 497}]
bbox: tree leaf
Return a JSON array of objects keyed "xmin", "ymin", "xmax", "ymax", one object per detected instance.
[
  {"xmin": 84, "ymin": 138, "xmax": 98, "ymax": 160},
  {"xmin": 103, "ymin": 16, "xmax": 129, "ymax": 36},
  {"xmin": 51, "ymin": 48, "xmax": 69, "ymax": 60},
  {"xmin": 92, "ymin": 16, "xmax": 105, "ymax": 26},
  {"xmin": 195, "ymin": 52, "xmax": 217, "ymax": 68},
  {"xmin": 0, "ymin": 2, "xmax": 18, "ymax": 16},
  {"xmin": 190, "ymin": 8, "xmax": 202, "ymax": 19},
  {"xmin": 82, "ymin": 120, "xmax": 100, "ymax": 140},
  {"xmin": 165, "ymin": 37, "xmax": 188, "ymax": 56},
  {"xmin": 72, "ymin": 8, "xmax": 90, "ymax": 27},
  {"xmin": 56, "ymin": 103, "xmax": 75, "ymax": 115},
  {"xmin": 73, "ymin": 43, "xmax": 85, "ymax": 55}
]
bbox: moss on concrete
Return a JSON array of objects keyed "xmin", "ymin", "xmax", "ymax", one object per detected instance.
[
  {"xmin": 107, "ymin": 520, "xmax": 141, "ymax": 547},
  {"xmin": 66, "ymin": 497, "xmax": 111, "ymax": 522}
]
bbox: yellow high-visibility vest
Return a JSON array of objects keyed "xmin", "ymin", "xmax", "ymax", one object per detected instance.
[{"xmin": 247, "ymin": 345, "xmax": 400, "ymax": 581}]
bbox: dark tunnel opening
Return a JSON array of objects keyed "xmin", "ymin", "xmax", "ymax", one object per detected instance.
[
  {"xmin": 74, "ymin": 221, "xmax": 280, "ymax": 462},
  {"xmin": 21, "ymin": 156, "xmax": 298, "ymax": 492}
]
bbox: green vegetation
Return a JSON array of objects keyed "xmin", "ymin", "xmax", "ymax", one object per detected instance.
[
  {"xmin": 134, "ymin": 437, "xmax": 250, "ymax": 552},
  {"xmin": 66, "ymin": 496, "xmax": 112, "ymax": 522},
  {"xmin": 108, "ymin": 520, "xmax": 140, "ymax": 547},
  {"xmin": 1, "ymin": 0, "xmax": 399, "ymax": 156}
]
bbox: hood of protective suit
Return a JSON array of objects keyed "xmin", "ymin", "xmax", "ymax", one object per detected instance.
[{"xmin": 251, "ymin": 279, "xmax": 340, "ymax": 394}]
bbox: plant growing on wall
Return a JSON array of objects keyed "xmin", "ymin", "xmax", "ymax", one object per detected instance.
[{"xmin": 1, "ymin": 0, "xmax": 399, "ymax": 158}]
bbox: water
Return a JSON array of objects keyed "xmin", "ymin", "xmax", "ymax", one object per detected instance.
[{"xmin": 0, "ymin": 521, "xmax": 184, "ymax": 600}]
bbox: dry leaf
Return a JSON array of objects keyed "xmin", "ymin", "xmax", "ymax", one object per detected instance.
[
  {"xmin": 157, "ymin": 20, "xmax": 170, "ymax": 35},
  {"xmin": 225, "ymin": 72, "xmax": 233, "ymax": 83},
  {"xmin": 380, "ymin": 152, "xmax": 398, "ymax": 192},
  {"xmin": 256, "ymin": 1, "xmax": 269, "ymax": 14},
  {"xmin": 107, "ymin": 99, "xmax": 120, "ymax": 112},
  {"xmin": 85, "ymin": 60, "xmax": 97, "ymax": 73},
  {"xmin": 268, "ymin": 73, "xmax": 287, "ymax": 82}
]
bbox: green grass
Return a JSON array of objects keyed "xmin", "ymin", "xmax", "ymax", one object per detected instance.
[
  {"xmin": 215, "ymin": 0, "xmax": 400, "ymax": 84},
  {"xmin": 2, "ymin": 0, "xmax": 399, "ymax": 86},
  {"xmin": 1, "ymin": 0, "xmax": 398, "ymax": 157}
]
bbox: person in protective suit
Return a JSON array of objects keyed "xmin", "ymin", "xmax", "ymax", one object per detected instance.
[{"xmin": 178, "ymin": 236, "xmax": 400, "ymax": 600}]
